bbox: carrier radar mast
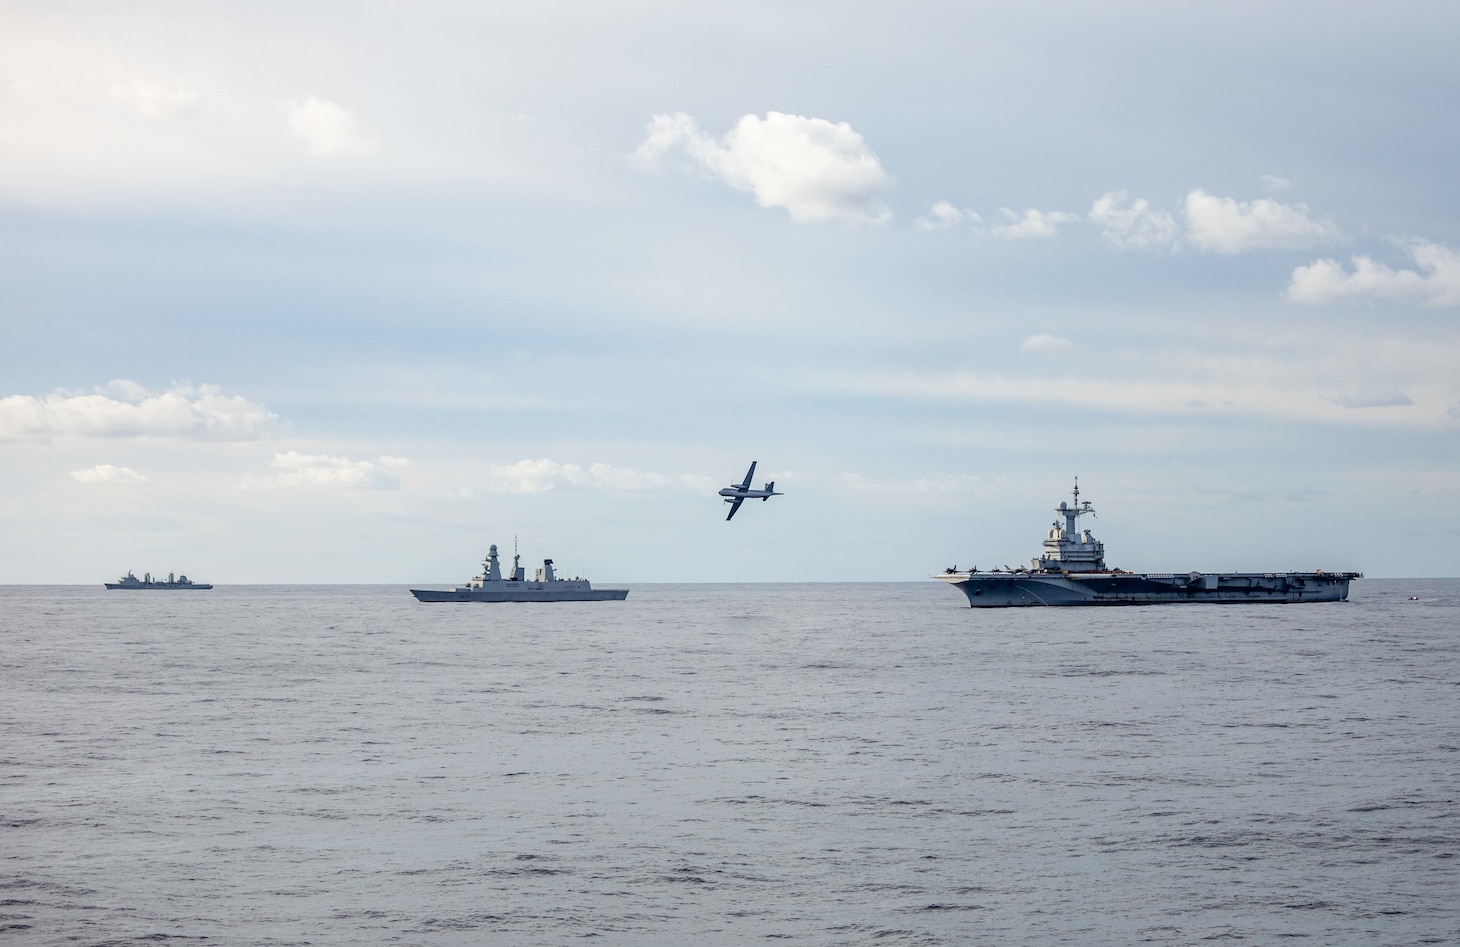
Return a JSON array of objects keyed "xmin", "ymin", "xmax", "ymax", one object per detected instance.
[{"xmin": 1062, "ymin": 476, "xmax": 1096, "ymax": 536}]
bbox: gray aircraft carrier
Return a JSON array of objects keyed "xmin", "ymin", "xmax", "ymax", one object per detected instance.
[
  {"xmin": 936, "ymin": 481, "xmax": 1360, "ymax": 607},
  {"xmin": 411, "ymin": 543, "xmax": 628, "ymax": 603}
]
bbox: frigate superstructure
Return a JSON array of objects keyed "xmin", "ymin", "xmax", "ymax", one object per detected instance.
[
  {"xmin": 105, "ymin": 570, "xmax": 212, "ymax": 590},
  {"xmin": 410, "ymin": 543, "xmax": 628, "ymax": 603},
  {"xmin": 935, "ymin": 480, "xmax": 1360, "ymax": 607}
]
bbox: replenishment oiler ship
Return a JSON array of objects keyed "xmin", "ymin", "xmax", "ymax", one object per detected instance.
[
  {"xmin": 105, "ymin": 570, "xmax": 212, "ymax": 590},
  {"xmin": 936, "ymin": 481, "xmax": 1360, "ymax": 607},
  {"xmin": 411, "ymin": 543, "xmax": 628, "ymax": 603}
]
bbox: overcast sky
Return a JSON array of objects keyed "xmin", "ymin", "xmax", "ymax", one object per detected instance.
[{"xmin": 2, "ymin": 0, "xmax": 1458, "ymax": 582}]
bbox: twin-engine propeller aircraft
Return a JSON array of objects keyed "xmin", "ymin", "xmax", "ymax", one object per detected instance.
[{"xmin": 719, "ymin": 461, "xmax": 783, "ymax": 521}]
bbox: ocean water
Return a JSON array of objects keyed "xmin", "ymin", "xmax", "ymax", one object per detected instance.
[{"xmin": 3, "ymin": 580, "xmax": 1457, "ymax": 945}]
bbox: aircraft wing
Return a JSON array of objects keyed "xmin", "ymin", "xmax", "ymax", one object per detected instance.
[
  {"xmin": 737, "ymin": 461, "xmax": 757, "ymax": 491},
  {"xmin": 725, "ymin": 496, "xmax": 746, "ymax": 521}
]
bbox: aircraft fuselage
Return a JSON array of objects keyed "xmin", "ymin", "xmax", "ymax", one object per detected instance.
[{"xmin": 719, "ymin": 487, "xmax": 778, "ymax": 500}]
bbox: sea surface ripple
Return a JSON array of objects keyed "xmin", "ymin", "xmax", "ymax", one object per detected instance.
[{"xmin": 3, "ymin": 580, "xmax": 1458, "ymax": 945}]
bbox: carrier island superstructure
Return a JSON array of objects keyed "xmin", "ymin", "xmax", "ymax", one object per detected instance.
[
  {"xmin": 936, "ymin": 481, "xmax": 1360, "ymax": 607},
  {"xmin": 410, "ymin": 543, "xmax": 628, "ymax": 603}
]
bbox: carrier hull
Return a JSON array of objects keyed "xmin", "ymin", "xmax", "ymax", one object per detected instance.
[
  {"xmin": 938, "ymin": 571, "xmax": 1357, "ymax": 607},
  {"xmin": 935, "ymin": 480, "xmax": 1360, "ymax": 607}
]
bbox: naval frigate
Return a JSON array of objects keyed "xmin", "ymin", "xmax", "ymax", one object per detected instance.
[
  {"xmin": 935, "ymin": 481, "xmax": 1360, "ymax": 607},
  {"xmin": 105, "ymin": 570, "xmax": 212, "ymax": 590},
  {"xmin": 410, "ymin": 543, "xmax": 628, "ymax": 603}
]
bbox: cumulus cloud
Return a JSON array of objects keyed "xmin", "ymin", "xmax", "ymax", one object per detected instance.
[
  {"xmin": 0, "ymin": 381, "xmax": 276, "ymax": 440},
  {"xmin": 481, "ymin": 458, "xmax": 715, "ymax": 494},
  {"xmin": 1184, "ymin": 188, "xmax": 1343, "ymax": 253},
  {"xmin": 634, "ymin": 111, "xmax": 892, "ymax": 224},
  {"xmin": 1018, "ymin": 333, "xmax": 1073, "ymax": 353},
  {"xmin": 108, "ymin": 79, "xmax": 199, "ymax": 120},
  {"xmin": 985, "ymin": 207, "xmax": 1082, "ymax": 239},
  {"xmin": 268, "ymin": 451, "xmax": 402, "ymax": 490},
  {"xmin": 915, "ymin": 201, "xmax": 980, "ymax": 230},
  {"xmin": 1089, "ymin": 191, "xmax": 1179, "ymax": 250},
  {"xmin": 1259, "ymin": 174, "xmax": 1293, "ymax": 192},
  {"xmin": 924, "ymin": 186, "xmax": 1337, "ymax": 253},
  {"xmin": 1286, "ymin": 239, "xmax": 1460, "ymax": 308},
  {"xmin": 70, "ymin": 464, "xmax": 149, "ymax": 483},
  {"xmin": 284, "ymin": 96, "xmax": 379, "ymax": 158},
  {"xmin": 914, "ymin": 202, "xmax": 1077, "ymax": 238}
]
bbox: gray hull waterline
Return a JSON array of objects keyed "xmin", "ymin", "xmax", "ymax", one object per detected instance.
[
  {"xmin": 411, "ymin": 543, "xmax": 628, "ymax": 603},
  {"xmin": 936, "ymin": 481, "xmax": 1359, "ymax": 607}
]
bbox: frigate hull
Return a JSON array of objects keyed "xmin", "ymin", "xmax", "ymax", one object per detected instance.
[
  {"xmin": 411, "ymin": 542, "xmax": 628, "ymax": 603},
  {"xmin": 941, "ymin": 571, "xmax": 1356, "ymax": 607},
  {"xmin": 411, "ymin": 585, "xmax": 628, "ymax": 603}
]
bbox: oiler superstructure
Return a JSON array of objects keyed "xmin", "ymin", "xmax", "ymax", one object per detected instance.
[
  {"xmin": 936, "ymin": 481, "xmax": 1360, "ymax": 607},
  {"xmin": 410, "ymin": 543, "xmax": 628, "ymax": 603}
]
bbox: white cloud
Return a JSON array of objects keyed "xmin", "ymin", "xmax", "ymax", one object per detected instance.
[
  {"xmin": 1019, "ymin": 333, "xmax": 1073, "ymax": 353},
  {"xmin": 1333, "ymin": 391, "xmax": 1414, "ymax": 409},
  {"xmin": 920, "ymin": 186, "xmax": 1337, "ymax": 253},
  {"xmin": 1259, "ymin": 174, "xmax": 1293, "ymax": 192},
  {"xmin": 915, "ymin": 200, "xmax": 980, "ymax": 230},
  {"xmin": 0, "ymin": 15, "xmax": 445, "ymax": 203},
  {"xmin": 108, "ymin": 79, "xmax": 200, "ymax": 120},
  {"xmin": 808, "ymin": 364, "xmax": 1445, "ymax": 429},
  {"xmin": 914, "ymin": 203, "xmax": 1078, "ymax": 238},
  {"xmin": 985, "ymin": 207, "xmax": 1082, "ymax": 239},
  {"xmin": 634, "ymin": 111, "xmax": 892, "ymax": 224},
  {"xmin": 1184, "ymin": 188, "xmax": 1343, "ymax": 253},
  {"xmin": 268, "ymin": 451, "xmax": 402, "ymax": 490},
  {"xmin": 70, "ymin": 464, "xmax": 149, "ymax": 483},
  {"xmin": 481, "ymin": 458, "xmax": 715, "ymax": 494},
  {"xmin": 1089, "ymin": 191, "xmax": 1179, "ymax": 250},
  {"xmin": 1286, "ymin": 239, "xmax": 1460, "ymax": 308},
  {"xmin": 0, "ymin": 381, "xmax": 277, "ymax": 440},
  {"xmin": 284, "ymin": 96, "xmax": 379, "ymax": 158}
]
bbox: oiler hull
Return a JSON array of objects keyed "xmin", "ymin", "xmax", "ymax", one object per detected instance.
[{"xmin": 938, "ymin": 571, "xmax": 1358, "ymax": 607}]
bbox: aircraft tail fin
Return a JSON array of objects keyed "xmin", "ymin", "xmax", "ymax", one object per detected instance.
[{"xmin": 764, "ymin": 481, "xmax": 776, "ymax": 497}]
